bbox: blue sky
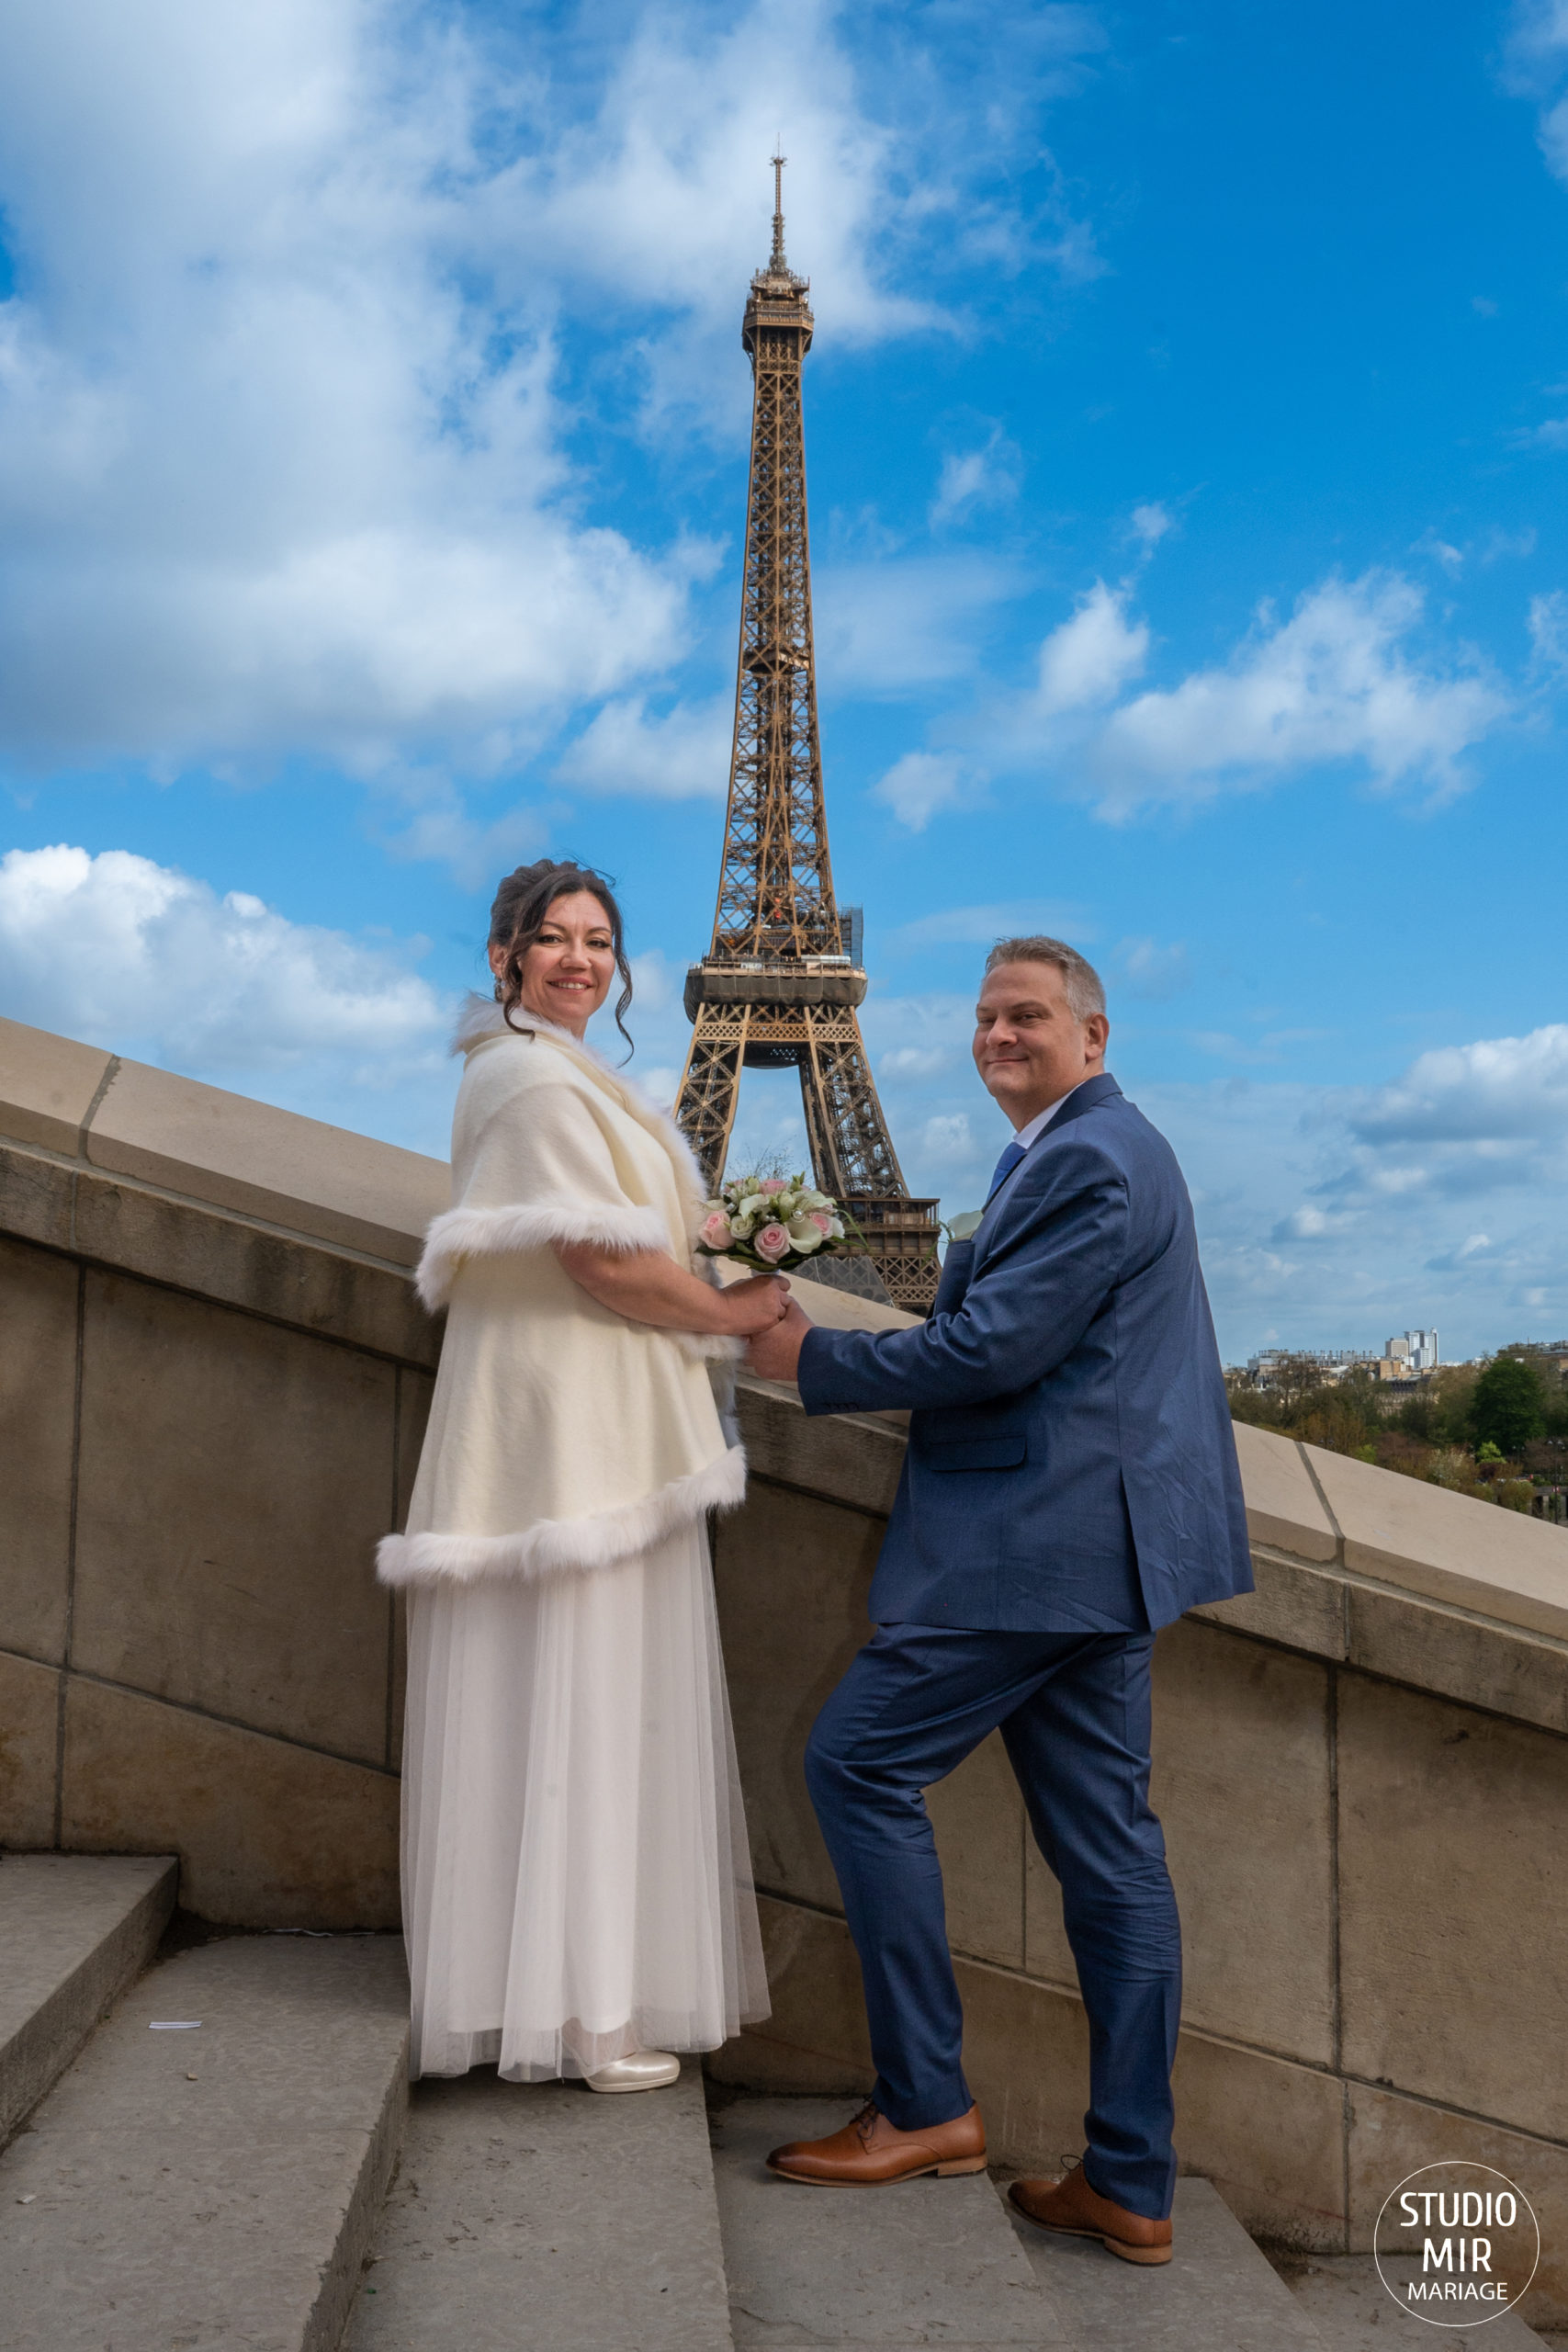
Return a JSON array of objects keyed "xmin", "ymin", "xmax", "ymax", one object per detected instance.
[{"xmin": 1, "ymin": 0, "xmax": 1565, "ymax": 1362}]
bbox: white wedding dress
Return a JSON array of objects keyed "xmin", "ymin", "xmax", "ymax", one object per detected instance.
[{"xmin": 401, "ymin": 1517, "xmax": 767, "ymax": 2081}]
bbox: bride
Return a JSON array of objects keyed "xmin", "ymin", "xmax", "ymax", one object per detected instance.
[{"xmin": 378, "ymin": 858, "xmax": 779, "ymax": 2091}]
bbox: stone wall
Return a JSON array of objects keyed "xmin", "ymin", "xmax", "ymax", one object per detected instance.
[
  {"xmin": 0, "ymin": 1015, "xmax": 446, "ymax": 1928},
  {"xmin": 3, "ymin": 1013, "xmax": 1566, "ymax": 2313}
]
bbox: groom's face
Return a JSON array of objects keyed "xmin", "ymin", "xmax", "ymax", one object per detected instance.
[{"xmin": 973, "ymin": 960, "xmax": 1109, "ymax": 1128}]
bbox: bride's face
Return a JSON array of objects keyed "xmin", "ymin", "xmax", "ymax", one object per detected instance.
[{"xmin": 495, "ymin": 890, "xmax": 616, "ymax": 1037}]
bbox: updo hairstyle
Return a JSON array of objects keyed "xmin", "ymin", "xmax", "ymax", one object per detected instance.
[{"xmin": 488, "ymin": 859, "xmax": 635, "ymax": 1053}]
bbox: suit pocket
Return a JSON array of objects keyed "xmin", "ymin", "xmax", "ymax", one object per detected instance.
[{"xmin": 923, "ymin": 1436, "xmax": 1027, "ymax": 1472}]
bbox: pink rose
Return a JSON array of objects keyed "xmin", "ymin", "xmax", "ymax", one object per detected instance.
[
  {"xmin": 808, "ymin": 1211, "xmax": 832, "ymax": 1233},
  {"xmin": 701, "ymin": 1211, "xmax": 732, "ymax": 1248},
  {"xmin": 754, "ymin": 1222, "xmax": 791, "ymax": 1261},
  {"xmin": 760, "ymin": 1176, "xmax": 788, "ymax": 1195}
]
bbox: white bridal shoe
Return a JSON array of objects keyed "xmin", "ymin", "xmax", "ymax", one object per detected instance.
[{"xmin": 585, "ymin": 2049, "xmax": 682, "ymax": 2095}]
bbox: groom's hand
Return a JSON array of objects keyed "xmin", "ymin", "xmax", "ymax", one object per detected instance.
[{"xmin": 746, "ymin": 1298, "xmax": 813, "ymax": 1383}]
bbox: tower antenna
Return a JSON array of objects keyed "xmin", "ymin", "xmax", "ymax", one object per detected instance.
[{"xmin": 770, "ymin": 147, "xmax": 788, "ymax": 271}]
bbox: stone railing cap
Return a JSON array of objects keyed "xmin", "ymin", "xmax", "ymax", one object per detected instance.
[
  {"xmin": 1304, "ymin": 1440, "xmax": 1568, "ymax": 1642},
  {"xmin": 1231, "ymin": 1422, "xmax": 1337, "ymax": 1562},
  {"xmin": 0, "ymin": 1013, "xmax": 447, "ymax": 1268},
  {"xmin": 0, "ymin": 1016, "xmax": 116, "ymax": 1155}
]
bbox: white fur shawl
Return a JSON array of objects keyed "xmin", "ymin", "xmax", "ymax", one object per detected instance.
[{"xmin": 378, "ymin": 1001, "xmax": 744, "ymax": 1589}]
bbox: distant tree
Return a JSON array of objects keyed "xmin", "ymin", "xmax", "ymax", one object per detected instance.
[
  {"xmin": 1434, "ymin": 1365, "xmax": 1480, "ymax": 1447},
  {"xmin": 1393, "ymin": 1388, "xmax": 1440, "ymax": 1443},
  {"xmin": 1471, "ymin": 1356, "xmax": 1547, "ymax": 1457},
  {"xmin": 1395, "ymin": 1367, "xmax": 1477, "ymax": 1447}
]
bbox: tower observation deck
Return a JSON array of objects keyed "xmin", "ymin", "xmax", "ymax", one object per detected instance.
[{"xmin": 673, "ymin": 160, "xmax": 941, "ymax": 1312}]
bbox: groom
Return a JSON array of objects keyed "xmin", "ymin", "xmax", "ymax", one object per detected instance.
[{"xmin": 745, "ymin": 936, "xmax": 1251, "ymax": 2264}]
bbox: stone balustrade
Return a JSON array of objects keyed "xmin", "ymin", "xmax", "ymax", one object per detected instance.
[{"xmin": 1, "ymin": 1012, "xmax": 1564, "ymax": 2315}]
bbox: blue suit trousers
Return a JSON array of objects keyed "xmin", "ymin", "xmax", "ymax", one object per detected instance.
[{"xmin": 804, "ymin": 1624, "xmax": 1181, "ymax": 2219}]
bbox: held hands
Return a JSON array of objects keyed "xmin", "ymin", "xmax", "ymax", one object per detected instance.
[
  {"xmin": 719, "ymin": 1273, "xmax": 793, "ymax": 1339},
  {"xmin": 745, "ymin": 1298, "xmax": 813, "ymax": 1384}
]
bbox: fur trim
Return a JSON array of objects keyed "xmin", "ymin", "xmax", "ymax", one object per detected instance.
[
  {"xmin": 416, "ymin": 1199, "xmax": 667, "ymax": 1310},
  {"xmin": 376, "ymin": 1442, "xmax": 747, "ymax": 1589},
  {"xmin": 451, "ymin": 989, "xmax": 506, "ymax": 1054}
]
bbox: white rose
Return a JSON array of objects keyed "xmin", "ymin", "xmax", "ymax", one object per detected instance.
[{"xmin": 728, "ymin": 1213, "xmax": 756, "ymax": 1239}]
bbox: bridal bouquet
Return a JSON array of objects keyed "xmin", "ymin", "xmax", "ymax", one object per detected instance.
[{"xmin": 695, "ymin": 1172, "xmax": 858, "ymax": 1275}]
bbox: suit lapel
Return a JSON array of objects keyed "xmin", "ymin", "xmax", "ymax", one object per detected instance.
[
  {"xmin": 1041, "ymin": 1071, "xmax": 1122, "ymax": 1134},
  {"xmin": 972, "ymin": 1073, "xmax": 1123, "ymax": 1250}
]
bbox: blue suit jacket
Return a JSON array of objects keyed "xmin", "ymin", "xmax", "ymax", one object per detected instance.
[{"xmin": 796, "ymin": 1073, "xmax": 1253, "ymax": 1634}]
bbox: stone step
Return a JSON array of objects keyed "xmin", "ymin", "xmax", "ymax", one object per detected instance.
[
  {"xmin": 709, "ymin": 2093, "xmax": 1069, "ymax": 2349},
  {"xmin": 343, "ymin": 2058, "xmax": 733, "ymax": 2352},
  {"xmin": 0, "ymin": 1851, "xmax": 177, "ymax": 2148},
  {"xmin": 1276, "ymin": 2250, "xmax": 1551, "ymax": 2349},
  {"xmin": 0, "ymin": 1931, "xmax": 409, "ymax": 2352},
  {"xmin": 1003, "ymin": 2172, "xmax": 1325, "ymax": 2351}
]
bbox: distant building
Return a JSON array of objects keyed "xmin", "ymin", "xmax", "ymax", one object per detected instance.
[
  {"xmin": 1240, "ymin": 1330, "xmax": 1440, "ymax": 1390},
  {"xmin": 1243, "ymin": 1348, "xmax": 1378, "ymax": 1388},
  {"xmin": 1374, "ymin": 1329, "xmax": 1439, "ymax": 1382}
]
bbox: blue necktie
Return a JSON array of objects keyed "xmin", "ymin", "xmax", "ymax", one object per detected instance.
[{"xmin": 987, "ymin": 1139, "xmax": 1027, "ymax": 1203}]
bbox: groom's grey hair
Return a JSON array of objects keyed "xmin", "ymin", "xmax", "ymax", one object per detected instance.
[{"xmin": 985, "ymin": 936, "xmax": 1105, "ymax": 1024}]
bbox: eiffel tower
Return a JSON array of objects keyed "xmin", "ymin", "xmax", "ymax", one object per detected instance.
[{"xmin": 674, "ymin": 159, "xmax": 941, "ymax": 1313}]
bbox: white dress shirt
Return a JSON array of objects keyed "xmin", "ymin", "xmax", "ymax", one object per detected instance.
[{"xmin": 1010, "ymin": 1079, "xmax": 1089, "ymax": 1157}]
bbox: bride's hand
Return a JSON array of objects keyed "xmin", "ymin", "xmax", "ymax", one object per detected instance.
[{"xmin": 717, "ymin": 1274, "xmax": 791, "ymax": 1337}]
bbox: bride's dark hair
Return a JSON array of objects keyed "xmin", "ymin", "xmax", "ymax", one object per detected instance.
[{"xmin": 488, "ymin": 860, "xmax": 635, "ymax": 1055}]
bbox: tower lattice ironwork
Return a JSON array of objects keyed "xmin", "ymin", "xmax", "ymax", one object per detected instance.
[{"xmin": 674, "ymin": 159, "xmax": 940, "ymax": 1312}]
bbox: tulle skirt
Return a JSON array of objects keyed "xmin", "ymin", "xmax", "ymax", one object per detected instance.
[{"xmin": 400, "ymin": 1518, "xmax": 769, "ymax": 2081}]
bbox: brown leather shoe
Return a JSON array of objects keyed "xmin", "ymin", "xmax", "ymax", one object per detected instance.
[
  {"xmin": 766, "ymin": 2099, "xmax": 987, "ymax": 2185},
  {"xmin": 1010, "ymin": 2160, "xmax": 1173, "ymax": 2265}
]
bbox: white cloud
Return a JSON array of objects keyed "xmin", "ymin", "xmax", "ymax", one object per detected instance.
[
  {"xmin": 379, "ymin": 784, "xmax": 549, "ymax": 890},
  {"xmin": 1529, "ymin": 589, "xmax": 1568, "ymax": 673},
  {"xmin": 1079, "ymin": 573, "xmax": 1508, "ymax": 818},
  {"xmin": 881, "ymin": 1044, "xmax": 952, "ymax": 1080},
  {"xmin": 897, "ymin": 564, "xmax": 1510, "ymax": 831},
  {"xmin": 0, "ymin": 839, "xmax": 701, "ymax": 1148},
  {"xmin": 1425, "ymin": 1233, "xmax": 1497, "ymax": 1272},
  {"xmin": 1137, "ymin": 1053, "xmax": 1568, "ymax": 1361},
  {"xmin": 0, "ymin": 0, "xmax": 1100, "ymax": 786},
  {"xmin": 1035, "ymin": 581, "xmax": 1149, "ymax": 715},
  {"xmin": 886, "ymin": 899, "xmax": 1094, "ymax": 951},
  {"xmin": 1114, "ymin": 936, "xmax": 1191, "ymax": 1001},
  {"xmin": 627, "ymin": 948, "xmax": 680, "ymax": 1016},
  {"xmin": 0, "ymin": 842, "xmax": 458, "ymax": 1147},
  {"xmin": 1414, "ymin": 531, "xmax": 1465, "ymax": 576},
  {"xmin": 816, "ymin": 553, "xmax": 1020, "ymax": 693},
  {"xmin": 1482, "ymin": 526, "xmax": 1537, "ymax": 562},
  {"xmin": 919, "ymin": 1112, "xmax": 981, "ymax": 1170},
  {"xmin": 1504, "ymin": 1, "xmax": 1568, "ymax": 182},
  {"xmin": 0, "ymin": 0, "xmax": 689, "ymax": 775},
  {"xmin": 871, "ymin": 752, "xmax": 976, "ymax": 831},
  {"xmin": 1128, "ymin": 503, "xmax": 1173, "ymax": 549},
  {"xmin": 930, "ymin": 428, "xmax": 1022, "ymax": 528},
  {"xmin": 1348, "ymin": 1024, "xmax": 1568, "ymax": 1151},
  {"xmin": 557, "ymin": 695, "xmax": 733, "ymax": 801}
]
